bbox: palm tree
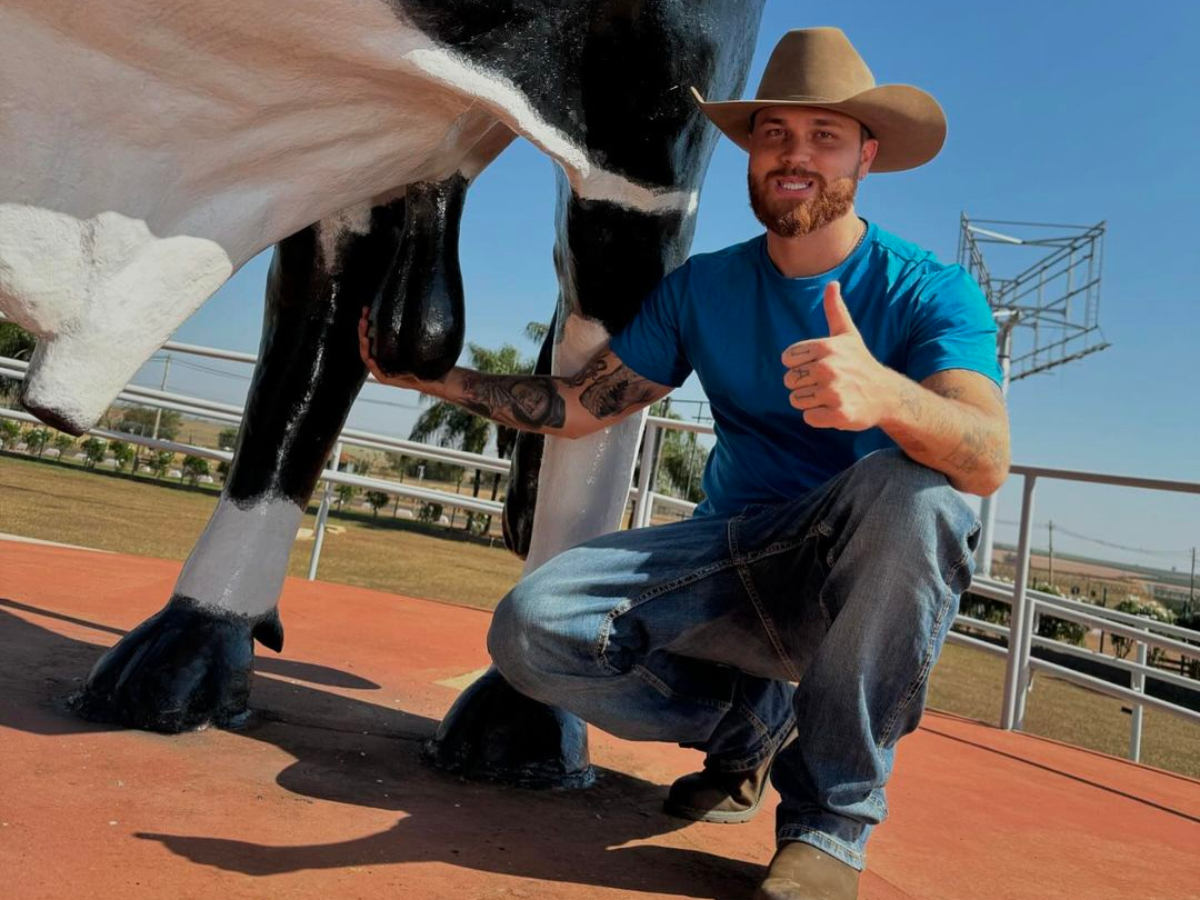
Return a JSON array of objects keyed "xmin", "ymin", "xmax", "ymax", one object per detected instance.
[
  {"xmin": 0, "ymin": 322, "xmax": 36, "ymax": 404},
  {"xmin": 409, "ymin": 336, "xmax": 540, "ymax": 530}
]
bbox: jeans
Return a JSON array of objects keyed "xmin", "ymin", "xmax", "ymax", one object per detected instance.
[{"xmin": 487, "ymin": 449, "xmax": 980, "ymax": 870}]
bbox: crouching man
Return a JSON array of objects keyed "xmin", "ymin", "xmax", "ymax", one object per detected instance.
[{"xmin": 362, "ymin": 28, "xmax": 1009, "ymax": 900}]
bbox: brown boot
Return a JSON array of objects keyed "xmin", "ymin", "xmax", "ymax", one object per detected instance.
[
  {"xmin": 662, "ymin": 730, "xmax": 795, "ymax": 824},
  {"xmin": 754, "ymin": 842, "xmax": 860, "ymax": 900}
]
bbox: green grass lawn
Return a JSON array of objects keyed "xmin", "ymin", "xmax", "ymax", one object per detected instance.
[{"xmin": 2, "ymin": 452, "xmax": 1197, "ymax": 778}]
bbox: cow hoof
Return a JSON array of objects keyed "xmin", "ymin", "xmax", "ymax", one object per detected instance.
[
  {"xmin": 70, "ymin": 596, "xmax": 283, "ymax": 734},
  {"xmin": 423, "ymin": 667, "xmax": 595, "ymax": 789}
]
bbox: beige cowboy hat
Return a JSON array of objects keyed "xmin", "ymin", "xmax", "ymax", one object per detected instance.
[{"xmin": 692, "ymin": 27, "xmax": 947, "ymax": 172}]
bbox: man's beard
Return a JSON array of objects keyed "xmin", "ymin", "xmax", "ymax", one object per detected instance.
[{"xmin": 748, "ymin": 167, "xmax": 858, "ymax": 238}]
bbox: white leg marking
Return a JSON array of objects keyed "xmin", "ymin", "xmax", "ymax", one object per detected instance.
[
  {"xmin": 522, "ymin": 315, "xmax": 645, "ymax": 574},
  {"xmin": 174, "ymin": 497, "xmax": 304, "ymax": 618}
]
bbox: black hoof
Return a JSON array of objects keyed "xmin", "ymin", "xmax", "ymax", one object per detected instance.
[
  {"xmin": 423, "ymin": 667, "xmax": 595, "ymax": 789},
  {"xmin": 70, "ymin": 596, "xmax": 283, "ymax": 734}
]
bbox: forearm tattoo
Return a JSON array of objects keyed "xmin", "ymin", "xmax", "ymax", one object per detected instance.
[
  {"xmin": 891, "ymin": 375, "xmax": 1008, "ymax": 481},
  {"xmin": 580, "ymin": 363, "xmax": 660, "ymax": 419},
  {"xmin": 461, "ymin": 372, "xmax": 567, "ymax": 430}
]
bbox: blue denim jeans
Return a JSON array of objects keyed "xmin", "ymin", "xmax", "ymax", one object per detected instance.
[{"xmin": 488, "ymin": 449, "xmax": 980, "ymax": 870}]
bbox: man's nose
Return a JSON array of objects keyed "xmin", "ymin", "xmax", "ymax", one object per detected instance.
[{"xmin": 778, "ymin": 136, "xmax": 812, "ymax": 168}]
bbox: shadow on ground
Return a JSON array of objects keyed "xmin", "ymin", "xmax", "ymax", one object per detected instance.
[{"xmin": 0, "ymin": 599, "xmax": 762, "ymax": 898}]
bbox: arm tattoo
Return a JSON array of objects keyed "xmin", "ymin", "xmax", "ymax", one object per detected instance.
[
  {"xmin": 461, "ymin": 373, "xmax": 567, "ymax": 430},
  {"xmin": 580, "ymin": 364, "xmax": 659, "ymax": 419},
  {"xmin": 891, "ymin": 373, "xmax": 1008, "ymax": 482},
  {"xmin": 564, "ymin": 355, "xmax": 611, "ymax": 387},
  {"xmin": 942, "ymin": 422, "xmax": 989, "ymax": 473}
]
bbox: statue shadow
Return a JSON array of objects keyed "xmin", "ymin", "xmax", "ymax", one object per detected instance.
[{"xmin": 0, "ymin": 600, "xmax": 763, "ymax": 898}]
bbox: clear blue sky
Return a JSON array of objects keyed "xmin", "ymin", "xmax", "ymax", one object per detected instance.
[{"xmin": 138, "ymin": 0, "xmax": 1200, "ymax": 572}]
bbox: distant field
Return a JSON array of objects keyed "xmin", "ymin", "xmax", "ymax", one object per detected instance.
[
  {"xmin": 2, "ymin": 452, "xmax": 1197, "ymax": 778},
  {"xmin": 0, "ymin": 453, "xmax": 523, "ymax": 609}
]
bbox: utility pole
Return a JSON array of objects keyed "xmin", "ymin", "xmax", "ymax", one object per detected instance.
[
  {"xmin": 1047, "ymin": 520, "xmax": 1055, "ymax": 587},
  {"xmin": 975, "ymin": 309, "xmax": 1019, "ymax": 576},
  {"xmin": 151, "ymin": 354, "xmax": 171, "ymax": 440},
  {"xmin": 1188, "ymin": 547, "xmax": 1195, "ymax": 617}
]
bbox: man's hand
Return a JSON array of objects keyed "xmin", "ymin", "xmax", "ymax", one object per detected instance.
[
  {"xmin": 781, "ymin": 281, "xmax": 898, "ymax": 431},
  {"xmin": 358, "ymin": 308, "xmax": 429, "ymax": 392},
  {"xmin": 781, "ymin": 284, "xmax": 1010, "ymax": 495},
  {"xmin": 357, "ymin": 308, "xmax": 671, "ymax": 439}
]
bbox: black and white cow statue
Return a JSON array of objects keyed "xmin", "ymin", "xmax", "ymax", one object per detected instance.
[{"xmin": 0, "ymin": 0, "xmax": 764, "ymax": 785}]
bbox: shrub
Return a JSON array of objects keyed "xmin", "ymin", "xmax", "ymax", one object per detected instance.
[
  {"xmin": 365, "ymin": 490, "xmax": 389, "ymax": 517},
  {"xmin": 1111, "ymin": 598, "xmax": 1176, "ymax": 662},
  {"xmin": 417, "ymin": 501, "xmax": 444, "ymax": 524},
  {"xmin": 181, "ymin": 455, "xmax": 210, "ymax": 486},
  {"xmin": 25, "ymin": 428, "xmax": 51, "ymax": 457},
  {"xmin": 0, "ymin": 420, "xmax": 20, "ymax": 449},
  {"xmin": 81, "ymin": 437, "xmax": 107, "ymax": 469},
  {"xmin": 109, "ymin": 440, "xmax": 135, "ymax": 471}
]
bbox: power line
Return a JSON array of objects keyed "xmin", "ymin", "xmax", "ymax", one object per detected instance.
[{"xmin": 996, "ymin": 518, "xmax": 1194, "ymax": 558}]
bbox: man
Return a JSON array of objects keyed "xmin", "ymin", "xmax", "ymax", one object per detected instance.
[{"xmin": 361, "ymin": 27, "xmax": 1008, "ymax": 900}]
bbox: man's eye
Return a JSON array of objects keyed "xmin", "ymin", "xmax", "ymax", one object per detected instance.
[
  {"xmin": 765, "ymin": 128, "xmax": 784, "ymax": 138},
  {"xmin": 815, "ymin": 131, "xmax": 836, "ymax": 141}
]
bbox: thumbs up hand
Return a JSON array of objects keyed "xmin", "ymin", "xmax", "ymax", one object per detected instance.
[{"xmin": 780, "ymin": 281, "xmax": 897, "ymax": 431}]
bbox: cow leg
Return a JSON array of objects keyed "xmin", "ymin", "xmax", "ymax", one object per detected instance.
[
  {"xmin": 425, "ymin": 0, "xmax": 763, "ymax": 786},
  {"xmin": 71, "ymin": 198, "xmax": 411, "ymax": 732}
]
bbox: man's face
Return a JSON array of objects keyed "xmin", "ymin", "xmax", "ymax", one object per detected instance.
[{"xmin": 747, "ymin": 106, "xmax": 878, "ymax": 238}]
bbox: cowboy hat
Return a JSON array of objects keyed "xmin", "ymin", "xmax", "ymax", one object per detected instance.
[{"xmin": 692, "ymin": 27, "xmax": 946, "ymax": 172}]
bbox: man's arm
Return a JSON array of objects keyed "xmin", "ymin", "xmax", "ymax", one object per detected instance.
[
  {"xmin": 359, "ymin": 311, "xmax": 672, "ymax": 439},
  {"xmin": 782, "ymin": 282, "xmax": 1010, "ymax": 496},
  {"xmin": 881, "ymin": 369, "xmax": 1009, "ymax": 494}
]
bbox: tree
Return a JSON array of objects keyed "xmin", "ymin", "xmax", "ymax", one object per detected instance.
[
  {"xmin": 410, "ymin": 340, "xmax": 535, "ymax": 531},
  {"xmin": 523, "ymin": 321, "xmax": 550, "ymax": 345},
  {"xmin": 52, "ymin": 433, "xmax": 76, "ymax": 457},
  {"xmin": 25, "ymin": 428, "xmax": 51, "ymax": 458},
  {"xmin": 1110, "ymin": 598, "xmax": 1176, "ymax": 663},
  {"xmin": 109, "ymin": 440, "xmax": 135, "ymax": 471},
  {"xmin": 116, "ymin": 406, "xmax": 182, "ymax": 441},
  {"xmin": 1031, "ymin": 582, "xmax": 1088, "ymax": 647},
  {"xmin": 417, "ymin": 501, "xmax": 444, "ymax": 524},
  {"xmin": 0, "ymin": 420, "xmax": 20, "ymax": 449},
  {"xmin": 217, "ymin": 427, "xmax": 240, "ymax": 451},
  {"xmin": 647, "ymin": 400, "xmax": 709, "ymax": 505},
  {"xmin": 0, "ymin": 322, "xmax": 36, "ymax": 403},
  {"xmin": 148, "ymin": 450, "xmax": 175, "ymax": 479},
  {"xmin": 81, "ymin": 437, "xmax": 107, "ymax": 469},
  {"xmin": 365, "ymin": 490, "xmax": 389, "ymax": 517},
  {"xmin": 386, "ymin": 451, "xmax": 410, "ymax": 482},
  {"xmin": 335, "ymin": 484, "xmax": 355, "ymax": 510},
  {"xmin": 181, "ymin": 455, "xmax": 210, "ymax": 485}
]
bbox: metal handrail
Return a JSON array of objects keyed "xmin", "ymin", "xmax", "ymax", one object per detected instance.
[
  {"xmin": 6, "ymin": 335, "xmax": 1198, "ymax": 763},
  {"xmin": 625, "ymin": 415, "xmax": 1198, "ymax": 765}
]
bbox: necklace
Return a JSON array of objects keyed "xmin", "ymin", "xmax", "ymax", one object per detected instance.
[{"xmin": 844, "ymin": 218, "xmax": 867, "ymax": 261}]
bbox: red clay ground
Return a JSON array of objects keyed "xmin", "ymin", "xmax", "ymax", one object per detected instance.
[{"xmin": 1, "ymin": 540, "xmax": 1197, "ymax": 900}]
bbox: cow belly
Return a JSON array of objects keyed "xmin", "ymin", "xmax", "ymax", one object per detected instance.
[{"xmin": 0, "ymin": 1, "xmax": 478, "ymax": 430}]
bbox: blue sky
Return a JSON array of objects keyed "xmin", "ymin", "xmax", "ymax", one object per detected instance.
[{"xmin": 138, "ymin": 0, "xmax": 1199, "ymax": 571}]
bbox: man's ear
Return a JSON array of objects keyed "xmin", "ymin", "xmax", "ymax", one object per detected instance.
[{"xmin": 858, "ymin": 138, "xmax": 879, "ymax": 180}]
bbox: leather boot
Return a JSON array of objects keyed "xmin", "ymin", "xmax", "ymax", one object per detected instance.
[
  {"xmin": 754, "ymin": 842, "xmax": 860, "ymax": 900},
  {"xmin": 663, "ymin": 729, "xmax": 795, "ymax": 824}
]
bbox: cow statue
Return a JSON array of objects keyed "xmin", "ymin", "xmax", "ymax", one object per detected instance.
[{"xmin": 0, "ymin": 1, "xmax": 764, "ymax": 785}]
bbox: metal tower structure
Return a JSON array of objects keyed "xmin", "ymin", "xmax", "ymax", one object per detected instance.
[{"xmin": 959, "ymin": 215, "xmax": 1111, "ymax": 575}]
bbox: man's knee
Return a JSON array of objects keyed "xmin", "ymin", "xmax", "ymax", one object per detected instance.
[
  {"xmin": 853, "ymin": 450, "xmax": 973, "ymax": 524},
  {"xmin": 487, "ymin": 581, "xmax": 543, "ymax": 689},
  {"xmin": 486, "ymin": 558, "xmax": 597, "ymax": 695}
]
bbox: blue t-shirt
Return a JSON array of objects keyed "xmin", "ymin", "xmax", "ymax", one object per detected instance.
[{"xmin": 609, "ymin": 221, "xmax": 1001, "ymax": 517}]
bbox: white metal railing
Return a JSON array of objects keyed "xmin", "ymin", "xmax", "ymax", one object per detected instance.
[
  {"xmin": 1, "ymin": 351, "xmax": 513, "ymax": 579},
  {"xmin": 5, "ymin": 345, "xmax": 1199, "ymax": 764},
  {"xmin": 629, "ymin": 415, "xmax": 1200, "ymax": 764}
]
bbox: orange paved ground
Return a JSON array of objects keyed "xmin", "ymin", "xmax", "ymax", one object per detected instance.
[{"xmin": 1, "ymin": 540, "xmax": 1197, "ymax": 900}]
